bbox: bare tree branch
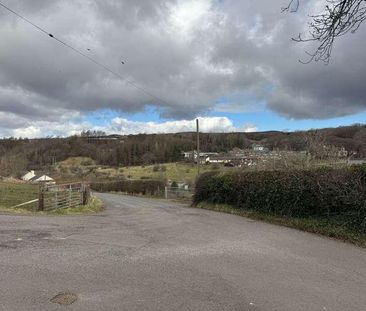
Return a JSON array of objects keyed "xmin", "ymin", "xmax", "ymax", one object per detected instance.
[
  {"xmin": 281, "ymin": 0, "xmax": 300, "ymax": 12},
  {"xmin": 283, "ymin": 0, "xmax": 366, "ymax": 64}
]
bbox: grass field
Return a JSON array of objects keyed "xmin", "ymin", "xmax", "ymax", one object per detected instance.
[{"xmin": 0, "ymin": 181, "xmax": 39, "ymax": 211}]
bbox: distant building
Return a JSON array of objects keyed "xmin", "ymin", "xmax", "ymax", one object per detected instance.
[
  {"xmin": 21, "ymin": 170, "xmax": 36, "ymax": 181},
  {"xmin": 182, "ymin": 151, "xmax": 219, "ymax": 162},
  {"xmin": 29, "ymin": 174, "xmax": 55, "ymax": 184},
  {"xmin": 252, "ymin": 144, "xmax": 268, "ymax": 152},
  {"xmin": 182, "ymin": 151, "xmax": 194, "ymax": 159},
  {"xmin": 205, "ymin": 156, "xmax": 232, "ymax": 164}
]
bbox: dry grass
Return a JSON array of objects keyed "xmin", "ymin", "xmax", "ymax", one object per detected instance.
[
  {"xmin": 58, "ymin": 157, "xmax": 96, "ymax": 166},
  {"xmin": 101, "ymin": 162, "xmax": 231, "ymax": 185},
  {"xmin": 53, "ymin": 158, "xmax": 233, "ymax": 185}
]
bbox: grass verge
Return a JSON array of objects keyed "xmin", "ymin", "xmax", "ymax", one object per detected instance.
[
  {"xmin": 195, "ymin": 202, "xmax": 366, "ymax": 248},
  {"xmin": 0, "ymin": 196, "xmax": 104, "ymax": 216}
]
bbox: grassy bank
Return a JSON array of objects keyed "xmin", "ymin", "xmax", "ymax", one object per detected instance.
[
  {"xmin": 0, "ymin": 196, "xmax": 104, "ymax": 216},
  {"xmin": 195, "ymin": 202, "xmax": 366, "ymax": 247}
]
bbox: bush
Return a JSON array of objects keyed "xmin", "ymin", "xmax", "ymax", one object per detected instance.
[
  {"xmin": 80, "ymin": 158, "xmax": 93, "ymax": 166},
  {"xmin": 194, "ymin": 167, "xmax": 366, "ymax": 233},
  {"xmin": 91, "ymin": 179, "xmax": 165, "ymax": 196}
]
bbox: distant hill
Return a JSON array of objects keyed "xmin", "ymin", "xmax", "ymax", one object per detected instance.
[{"xmin": 0, "ymin": 124, "xmax": 365, "ymax": 177}]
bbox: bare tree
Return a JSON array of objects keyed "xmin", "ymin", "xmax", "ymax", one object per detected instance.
[{"xmin": 283, "ymin": 0, "xmax": 366, "ymax": 63}]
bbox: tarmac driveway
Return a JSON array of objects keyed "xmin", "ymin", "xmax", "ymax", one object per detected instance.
[{"xmin": 0, "ymin": 193, "xmax": 365, "ymax": 311}]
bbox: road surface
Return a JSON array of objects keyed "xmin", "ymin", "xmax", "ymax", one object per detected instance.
[{"xmin": 0, "ymin": 193, "xmax": 365, "ymax": 311}]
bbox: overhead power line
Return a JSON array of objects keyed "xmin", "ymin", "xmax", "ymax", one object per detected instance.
[{"xmin": 0, "ymin": 1, "xmax": 170, "ymax": 105}]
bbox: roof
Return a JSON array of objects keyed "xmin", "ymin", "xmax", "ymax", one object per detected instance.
[{"xmin": 29, "ymin": 175, "xmax": 54, "ymax": 182}]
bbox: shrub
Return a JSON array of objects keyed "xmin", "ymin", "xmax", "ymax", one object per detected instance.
[
  {"xmin": 90, "ymin": 179, "xmax": 165, "ymax": 196},
  {"xmin": 80, "ymin": 158, "xmax": 93, "ymax": 166},
  {"xmin": 194, "ymin": 167, "xmax": 366, "ymax": 233}
]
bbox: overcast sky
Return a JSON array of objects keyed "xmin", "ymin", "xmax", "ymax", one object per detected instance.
[{"xmin": 0, "ymin": 0, "xmax": 365, "ymax": 138}]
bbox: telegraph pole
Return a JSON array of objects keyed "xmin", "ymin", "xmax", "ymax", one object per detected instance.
[{"xmin": 196, "ymin": 118, "xmax": 200, "ymax": 176}]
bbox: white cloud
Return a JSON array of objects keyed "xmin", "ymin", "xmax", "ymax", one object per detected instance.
[
  {"xmin": 4, "ymin": 117, "xmax": 257, "ymax": 138},
  {"xmin": 169, "ymin": 0, "xmax": 213, "ymax": 39},
  {"xmin": 108, "ymin": 116, "xmax": 249, "ymax": 134},
  {"xmin": 240, "ymin": 123, "xmax": 257, "ymax": 132}
]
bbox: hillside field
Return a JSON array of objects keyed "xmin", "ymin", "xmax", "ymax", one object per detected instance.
[{"xmin": 53, "ymin": 157, "xmax": 232, "ymax": 185}]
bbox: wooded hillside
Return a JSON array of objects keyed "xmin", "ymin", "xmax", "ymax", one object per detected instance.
[{"xmin": 0, "ymin": 124, "xmax": 365, "ymax": 177}]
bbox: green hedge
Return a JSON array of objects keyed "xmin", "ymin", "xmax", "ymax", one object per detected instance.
[
  {"xmin": 91, "ymin": 179, "xmax": 165, "ymax": 196},
  {"xmin": 194, "ymin": 167, "xmax": 366, "ymax": 233}
]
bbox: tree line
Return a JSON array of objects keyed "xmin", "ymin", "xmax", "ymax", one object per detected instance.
[{"xmin": 0, "ymin": 124, "xmax": 365, "ymax": 177}]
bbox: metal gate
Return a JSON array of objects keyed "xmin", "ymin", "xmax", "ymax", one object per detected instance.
[
  {"xmin": 39, "ymin": 182, "xmax": 90, "ymax": 211},
  {"xmin": 164, "ymin": 187, "xmax": 194, "ymax": 201}
]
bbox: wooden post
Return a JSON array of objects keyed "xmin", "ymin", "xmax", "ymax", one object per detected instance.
[
  {"xmin": 82, "ymin": 184, "xmax": 90, "ymax": 205},
  {"xmin": 55, "ymin": 191, "xmax": 58, "ymax": 209},
  {"xmin": 165, "ymin": 186, "xmax": 168, "ymax": 199},
  {"xmin": 38, "ymin": 183, "xmax": 44, "ymax": 211}
]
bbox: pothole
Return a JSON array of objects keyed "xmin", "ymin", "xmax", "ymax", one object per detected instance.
[{"xmin": 50, "ymin": 292, "xmax": 78, "ymax": 305}]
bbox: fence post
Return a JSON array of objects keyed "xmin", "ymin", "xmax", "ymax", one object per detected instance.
[
  {"xmin": 38, "ymin": 183, "xmax": 44, "ymax": 211},
  {"xmin": 55, "ymin": 190, "xmax": 58, "ymax": 209},
  {"xmin": 82, "ymin": 184, "xmax": 90, "ymax": 205},
  {"xmin": 165, "ymin": 186, "xmax": 168, "ymax": 199}
]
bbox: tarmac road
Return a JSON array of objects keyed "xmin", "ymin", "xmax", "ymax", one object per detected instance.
[{"xmin": 0, "ymin": 193, "xmax": 365, "ymax": 311}]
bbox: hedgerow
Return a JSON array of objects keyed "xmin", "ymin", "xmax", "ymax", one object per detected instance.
[
  {"xmin": 91, "ymin": 179, "xmax": 165, "ymax": 196},
  {"xmin": 194, "ymin": 166, "xmax": 366, "ymax": 233}
]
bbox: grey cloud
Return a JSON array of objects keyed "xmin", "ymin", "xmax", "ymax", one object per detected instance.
[{"xmin": 0, "ymin": 0, "xmax": 365, "ymax": 137}]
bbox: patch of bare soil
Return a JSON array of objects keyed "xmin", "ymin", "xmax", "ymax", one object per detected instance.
[{"xmin": 51, "ymin": 292, "xmax": 78, "ymax": 305}]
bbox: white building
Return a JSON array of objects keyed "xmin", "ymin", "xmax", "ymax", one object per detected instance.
[
  {"xmin": 252, "ymin": 144, "xmax": 269, "ymax": 153},
  {"xmin": 205, "ymin": 156, "xmax": 232, "ymax": 164},
  {"xmin": 21, "ymin": 170, "xmax": 36, "ymax": 181},
  {"xmin": 182, "ymin": 151, "xmax": 219, "ymax": 161},
  {"xmin": 30, "ymin": 175, "xmax": 55, "ymax": 184}
]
